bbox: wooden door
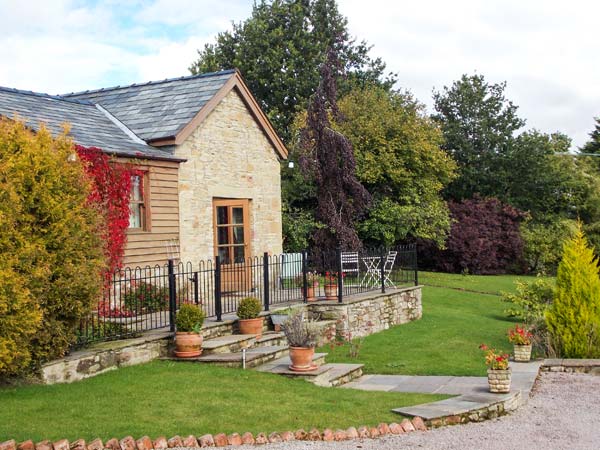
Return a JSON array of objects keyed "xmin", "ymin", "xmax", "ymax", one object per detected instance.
[{"xmin": 213, "ymin": 199, "xmax": 251, "ymax": 292}]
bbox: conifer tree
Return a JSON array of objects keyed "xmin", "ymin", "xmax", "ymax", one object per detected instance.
[{"xmin": 546, "ymin": 223, "xmax": 600, "ymax": 357}]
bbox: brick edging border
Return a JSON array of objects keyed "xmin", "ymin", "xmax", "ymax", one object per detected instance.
[{"xmin": 0, "ymin": 417, "xmax": 427, "ymax": 450}]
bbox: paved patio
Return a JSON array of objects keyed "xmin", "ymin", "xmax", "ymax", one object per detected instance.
[{"xmin": 342, "ymin": 360, "xmax": 542, "ymax": 420}]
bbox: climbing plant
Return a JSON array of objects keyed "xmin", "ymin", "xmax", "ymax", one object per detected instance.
[{"xmin": 76, "ymin": 145, "xmax": 134, "ymax": 280}]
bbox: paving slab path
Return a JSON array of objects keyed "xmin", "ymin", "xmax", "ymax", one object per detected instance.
[
  {"xmin": 343, "ymin": 360, "xmax": 542, "ymax": 421},
  {"xmin": 241, "ymin": 370, "xmax": 600, "ymax": 450}
]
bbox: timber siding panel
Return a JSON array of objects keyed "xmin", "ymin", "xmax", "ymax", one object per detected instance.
[{"xmin": 119, "ymin": 158, "xmax": 181, "ymax": 268}]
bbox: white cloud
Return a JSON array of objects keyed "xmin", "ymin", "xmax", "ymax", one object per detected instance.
[{"xmin": 0, "ymin": 0, "xmax": 597, "ymax": 147}]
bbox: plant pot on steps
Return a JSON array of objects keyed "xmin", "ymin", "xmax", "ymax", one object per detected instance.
[
  {"xmin": 289, "ymin": 346, "xmax": 317, "ymax": 372},
  {"xmin": 239, "ymin": 317, "xmax": 264, "ymax": 338},
  {"xmin": 302, "ymin": 283, "xmax": 319, "ymax": 302},
  {"xmin": 174, "ymin": 332, "xmax": 203, "ymax": 358},
  {"xmin": 513, "ymin": 344, "xmax": 532, "ymax": 362},
  {"xmin": 487, "ymin": 367, "xmax": 511, "ymax": 393}
]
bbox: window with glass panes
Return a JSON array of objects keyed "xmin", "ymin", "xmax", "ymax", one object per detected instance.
[
  {"xmin": 213, "ymin": 199, "xmax": 250, "ymax": 264},
  {"xmin": 129, "ymin": 173, "xmax": 147, "ymax": 229}
]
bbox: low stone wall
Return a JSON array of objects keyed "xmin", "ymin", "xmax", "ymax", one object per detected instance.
[
  {"xmin": 540, "ymin": 358, "xmax": 600, "ymax": 374},
  {"xmin": 308, "ymin": 286, "xmax": 422, "ymax": 339},
  {"xmin": 41, "ymin": 331, "xmax": 170, "ymax": 384}
]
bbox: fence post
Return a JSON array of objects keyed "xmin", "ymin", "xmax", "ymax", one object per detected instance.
[
  {"xmin": 380, "ymin": 248, "xmax": 386, "ymax": 294},
  {"xmin": 193, "ymin": 271, "xmax": 199, "ymax": 304},
  {"xmin": 336, "ymin": 246, "xmax": 343, "ymax": 303},
  {"xmin": 168, "ymin": 259, "xmax": 176, "ymax": 332},
  {"xmin": 413, "ymin": 244, "xmax": 419, "ymax": 286},
  {"xmin": 263, "ymin": 252, "xmax": 270, "ymax": 311},
  {"xmin": 301, "ymin": 250, "xmax": 308, "ymax": 303},
  {"xmin": 215, "ymin": 255, "xmax": 223, "ymax": 322}
]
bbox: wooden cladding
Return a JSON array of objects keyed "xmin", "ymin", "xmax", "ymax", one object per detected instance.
[{"xmin": 121, "ymin": 158, "xmax": 180, "ymax": 268}]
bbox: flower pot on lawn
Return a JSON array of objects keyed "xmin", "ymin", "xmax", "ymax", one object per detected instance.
[
  {"xmin": 237, "ymin": 297, "xmax": 263, "ymax": 338},
  {"xmin": 513, "ymin": 344, "xmax": 532, "ymax": 362},
  {"xmin": 324, "ymin": 284, "xmax": 338, "ymax": 300},
  {"xmin": 487, "ymin": 368, "xmax": 511, "ymax": 393}
]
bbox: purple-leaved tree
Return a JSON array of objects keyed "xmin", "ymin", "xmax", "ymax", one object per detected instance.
[{"xmin": 299, "ymin": 47, "xmax": 371, "ymax": 251}]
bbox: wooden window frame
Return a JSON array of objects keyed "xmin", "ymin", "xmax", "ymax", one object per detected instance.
[
  {"xmin": 128, "ymin": 171, "xmax": 151, "ymax": 233},
  {"xmin": 213, "ymin": 198, "xmax": 251, "ymax": 263}
]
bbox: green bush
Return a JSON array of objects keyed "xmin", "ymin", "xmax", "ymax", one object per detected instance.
[
  {"xmin": 0, "ymin": 120, "xmax": 104, "ymax": 377},
  {"xmin": 521, "ymin": 218, "xmax": 577, "ymax": 274},
  {"xmin": 546, "ymin": 224, "xmax": 600, "ymax": 358},
  {"xmin": 237, "ymin": 297, "xmax": 261, "ymax": 320},
  {"xmin": 502, "ymin": 277, "xmax": 555, "ymax": 323},
  {"xmin": 176, "ymin": 304, "xmax": 205, "ymax": 332},
  {"xmin": 122, "ymin": 282, "xmax": 169, "ymax": 313}
]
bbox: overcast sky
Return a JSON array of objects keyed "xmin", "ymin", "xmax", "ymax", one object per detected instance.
[{"xmin": 0, "ymin": 0, "xmax": 597, "ymax": 148}]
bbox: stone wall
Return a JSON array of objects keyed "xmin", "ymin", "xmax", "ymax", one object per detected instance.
[
  {"xmin": 175, "ymin": 89, "xmax": 283, "ymax": 262},
  {"xmin": 41, "ymin": 332, "xmax": 170, "ymax": 384},
  {"xmin": 307, "ymin": 286, "xmax": 422, "ymax": 339}
]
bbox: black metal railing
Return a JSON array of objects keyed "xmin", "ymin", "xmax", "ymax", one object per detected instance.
[{"xmin": 77, "ymin": 244, "xmax": 417, "ymax": 345}]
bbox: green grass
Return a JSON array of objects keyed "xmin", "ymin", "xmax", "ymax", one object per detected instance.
[
  {"xmin": 418, "ymin": 271, "xmax": 544, "ymax": 295},
  {"xmin": 320, "ymin": 285, "xmax": 517, "ymax": 376},
  {"xmin": 0, "ymin": 361, "xmax": 448, "ymax": 442}
]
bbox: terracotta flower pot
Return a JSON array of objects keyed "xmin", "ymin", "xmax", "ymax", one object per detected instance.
[
  {"xmin": 487, "ymin": 367, "xmax": 511, "ymax": 393},
  {"xmin": 239, "ymin": 317, "xmax": 264, "ymax": 338},
  {"xmin": 303, "ymin": 283, "xmax": 318, "ymax": 302},
  {"xmin": 513, "ymin": 344, "xmax": 532, "ymax": 362},
  {"xmin": 324, "ymin": 284, "xmax": 338, "ymax": 300},
  {"xmin": 174, "ymin": 332, "xmax": 203, "ymax": 358},
  {"xmin": 289, "ymin": 346, "xmax": 317, "ymax": 372}
]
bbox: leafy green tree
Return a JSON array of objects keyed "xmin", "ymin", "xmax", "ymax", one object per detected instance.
[
  {"xmin": 546, "ymin": 223, "xmax": 600, "ymax": 357},
  {"xmin": 336, "ymin": 84, "xmax": 457, "ymax": 247},
  {"xmin": 521, "ymin": 217, "xmax": 577, "ymax": 274},
  {"xmin": 0, "ymin": 119, "xmax": 104, "ymax": 376},
  {"xmin": 581, "ymin": 117, "xmax": 600, "ymax": 154},
  {"xmin": 433, "ymin": 74, "xmax": 525, "ymax": 201},
  {"xmin": 190, "ymin": 0, "xmax": 393, "ymax": 141}
]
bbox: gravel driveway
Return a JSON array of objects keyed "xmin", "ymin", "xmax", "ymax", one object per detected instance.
[{"xmin": 254, "ymin": 372, "xmax": 600, "ymax": 450}]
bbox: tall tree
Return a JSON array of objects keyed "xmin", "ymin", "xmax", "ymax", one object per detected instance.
[
  {"xmin": 581, "ymin": 117, "xmax": 600, "ymax": 154},
  {"xmin": 335, "ymin": 84, "xmax": 457, "ymax": 247},
  {"xmin": 433, "ymin": 74, "xmax": 525, "ymax": 201},
  {"xmin": 190, "ymin": 0, "xmax": 394, "ymax": 141},
  {"xmin": 298, "ymin": 48, "xmax": 370, "ymax": 251}
]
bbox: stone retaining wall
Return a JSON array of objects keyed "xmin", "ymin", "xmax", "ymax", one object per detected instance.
[
  {"xmin": 41, "ymin": 331, "xmax": 170, "ymax": 384},
  {"xmin": 308, "ymin": 286, "xmax": 422, "ymax": 338}
]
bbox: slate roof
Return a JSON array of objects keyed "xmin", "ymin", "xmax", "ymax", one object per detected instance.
[
  {"xmin": 64, "ymin": 70, "xmax": 236, "ymax": 142},
  {"xmin": 0, "ymin": 87, "xmax": 181, "ymax": 161}
]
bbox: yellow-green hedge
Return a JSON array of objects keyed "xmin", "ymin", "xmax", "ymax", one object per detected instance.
[{"xmin": 0, "ymin": 119, "xmax": 105, "ymax": 378}]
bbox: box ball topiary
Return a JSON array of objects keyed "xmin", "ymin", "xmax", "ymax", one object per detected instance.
[
  {"xmin": 176, "ymin": 304, "xmax": 205, "ymax": 332},
  {"xmin": 237, "ymin": 297, "xmax": 262, "ymax": 320}
]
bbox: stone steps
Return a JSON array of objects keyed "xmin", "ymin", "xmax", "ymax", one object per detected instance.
[
  {"xmin": 255, "ymin": 353, "xmax": 363, "ymax": 387},
  {"xmin": 187, "ymin": 345, "xmax": 290, "ymax": 369},
  {"xmin": 200, "ymin": 331, "xmax": 286, "ymax": 355}
]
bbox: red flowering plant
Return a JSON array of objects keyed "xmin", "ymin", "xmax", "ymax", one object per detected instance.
[
  {"xmin": 324, "ymin": 271, "xmax": 345, "ymax": 286},
  {"xmin": 479, "ymin": 344, "xmax": 509, "ymax": 370},
  {"xmin": 507, "ymin": 324, "xmax": 533, "ymax": 346}
]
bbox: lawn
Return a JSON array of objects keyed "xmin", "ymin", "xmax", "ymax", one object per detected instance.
[
  {"xmin": 0, "ymin": 361, "xmax": 448, "ymax": 442},
  {"xmin": 418, "ymin": 271, "xmax": 544, "ymax": 295},
  {"xmin": 320, "ymin": 284, "xmax": 521, "ymax": 376}
]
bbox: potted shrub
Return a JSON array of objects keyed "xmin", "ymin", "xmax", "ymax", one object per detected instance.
[
  {"xmin": 282, "ymin": 311, "xmax": 320, "ymax": 372},
  {"xmin": 480, "ymin": 344, "xmax": 511, "ymax": 393},
  {"xmin": 295, "ymin": 272, "xmax": 319, "ymax": 301},
  {"xmin": 237, "ymin": 296, "xmax": 264, "ymax": 338},
  {"xmin": 174, "ymin": 304, "xmax": 205, "ymax": 358},
  {"xmin": 508, "ymin": 324, "xmax": 533, "ymax": 362},
  {"xmin": 324, "ymin": 272, "xmax": 343, "ymax": 300}
]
